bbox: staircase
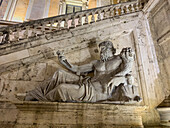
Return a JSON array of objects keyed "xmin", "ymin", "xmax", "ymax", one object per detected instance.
[{"xmin": 0, "ymin": 0, "xmax": 148, "ymax": 45}]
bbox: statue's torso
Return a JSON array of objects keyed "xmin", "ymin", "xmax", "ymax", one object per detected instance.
[
  {"xmin": 93, "ymin": 56, "xmax": 122, "ymax": 77},
  {"xmin": 90, "ymin": 55, "xmax": 123, "ymax": 95}
]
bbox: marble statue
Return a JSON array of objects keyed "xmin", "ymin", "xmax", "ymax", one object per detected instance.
[{"xmin": 24, "ymin": 41, "xmax": 141, "ymax": 103}]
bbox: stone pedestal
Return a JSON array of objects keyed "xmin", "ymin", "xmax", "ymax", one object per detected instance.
[
  {"xmin": 157, "ymin": 95, "xmax": 170, "ymax": 126},
  {"xmin": 13, "ymin": 101, "xmax": 146, "ymax": 128}
]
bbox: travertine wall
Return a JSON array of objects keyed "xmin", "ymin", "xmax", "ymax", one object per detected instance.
[
  {"xmin": 13, "ymin": 101, "xmax": 146, "ymax": 128},
  {"xmin": 12, "ymin": 0, "xmax": 29, "ymax": 22},
  {"xmin": 146, "ymin": 0, "xmax": 170, "ymax": 97},
  {"xmin": 0, "ymin": 13, "xmax": 143, "ymax": 101},
  {"xmin": 88, "ymin": 0, "xmax": 97, "ymax": 9},
  {"xmin": 48, "ymin": 0, "xmax": 60, "ymax": 17},
  {"xmin": 100, "ymin": 0, "xmax": 111, "ymax": 6},
  {"xmin": 0, "ymin": 12, "xmax": 161, "ymax": 126},
  {"xmin": 0, "ymin": 0, "xmax": 169, "ymax": 126},
  {"xmin": 0, "ymin": 0, "xmax": 9, "ymax": 19}
]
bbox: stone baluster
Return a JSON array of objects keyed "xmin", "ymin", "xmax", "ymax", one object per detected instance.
[
  {"xmin": 115, "ymin": 6, "xmax": 120, "ymax": 16},
  {"xmin": 125, "ymin": 5, "xmax": 130, "ymax": 14},
  {"xmin": 14, "ymin": 28, "xmax": 20, "ymax": 41},
  {"xmin": 121, "ymin": 6, "xmax": 125, "ymax": 15},
  {"xmin": 71, "ymin": 16, "xmax": 76, "ymax": 28},
  {"xmin": 103, "ymin": 9, "xmax": 107, "ymax": 19},
  {"xmin": 49, "ymin": 20, "xmax": 54, "ymax": 31},
  {"xmin": 97, "ymin": 10, "xmax": 101, "ymax": 21},
  {"xmin": 64, "ymin": 18, "xmax": 68, "ymax": 28},
  {"xmin": 57, "ymin": 20, "xmax": 61, "ymax": 29},
  {"xmin": 41, "ymin": 23, "xmax": 46, "ymax": 34},
  {"xmin": 0, "ymin": 32, "xmax": 3, "ymax": 44},
  {"xmin": 0, "ymin": 0, "xmax": 141, "ymax": 45},
  {"xmin": 31, "ymin": 25, "xmax": 38, "ymax": 37},
  {"xmin": 91, "ymin": 12, "xmax": 95, "ymax": 23},
  {"xmin": 136, "ymin": 3, "xmax": 139, "ymax": 11},
  {"xmin": 1, "ymin": 30, "xmax": 10, "ymax": 44},
  {"xmin": 84, "ymin": 13, "xmax": 89, "ymax": 24},
  {"xmin": 110, "ymin": 8, "xmax": 115, "ymax": 17},
  {"xmin": 23, "ymin": 26, "xmax": 30, "ymax": 39},
  {"xmin": 131, "ymin": 4, "xmax": 135, "ymax": 12},
  {"xmin": 77, "ymin": 15, "xmax": 82, "ymax": 26}
]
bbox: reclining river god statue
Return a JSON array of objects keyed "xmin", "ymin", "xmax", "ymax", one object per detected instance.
[{"xmin": 24, "ymin": 41, "xmax": 141, "ymax": 103}]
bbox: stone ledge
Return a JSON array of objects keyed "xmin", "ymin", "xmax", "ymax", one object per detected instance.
[
  {"xmin": 157, "ymin": 95, "xmax": 170, "ymax": 127},
  {"xmin": 13, "ymin": 101, "xmax": 146, "ymax": 111},
  {"xmin": 13, "ymin": 101, "xmax": 147, "ymax": 128}
]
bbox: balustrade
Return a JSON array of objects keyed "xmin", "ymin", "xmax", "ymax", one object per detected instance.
[{"xmin": 0, "ymin": 0, "xmax": 147, "ymax": 45}]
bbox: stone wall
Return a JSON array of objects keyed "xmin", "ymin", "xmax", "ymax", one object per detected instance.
[
  {"xmin": 0, "ymin": 0, "xmax": 9, "ymax": 19},
  {"xmin": 13, "ymin": 101, "xmax": 146, "ymax": 128},
  {"xmin": 0, "ymin": 1, "xmax": 168, "ymax": 126},
  {"xmin": 12, "ymin": 0, "xmax": 29, "ymax": 22},
  {"xmin": 100, "ymin": 0, "xmax": 111, "ymax": 6},
  {"xmin": 145, "ymin": 0, "xmax": 170, "ymax": 97},
  {"xmin": 0, "ymin": 13, "xmax": 143, "ymax": 101},
  {"xmin": 48, "ymin": 0, "xmax": 60, "ymax": 17},
  {"xmin": 88, "ymin": 0, "xmax": 97, "ymax": 9}
]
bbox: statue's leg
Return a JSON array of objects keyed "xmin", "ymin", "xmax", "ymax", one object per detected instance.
[
  {"xmin": 107, "ymin": 76, "xmax": 126, "ymax": 95},
  {"xmin": 109, "ymin": 84, "xmax": 132, "ymax": 102},
  {"xmin": 25, "ymin": 69, "xmax": 80, "ymax": 101},
  {"xmin": 45, "ymin": 83, "xmax": 84, "ymax": 102},
  {"xmin": 42, "ymin": 69, "xmax": 80, "ymax": 95}
]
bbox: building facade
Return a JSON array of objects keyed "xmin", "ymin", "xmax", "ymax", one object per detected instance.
[{"xmin": 0, "ymin": 0, "xmax": 170, "ymax": 127}]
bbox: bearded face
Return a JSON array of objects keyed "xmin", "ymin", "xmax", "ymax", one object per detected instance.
[{"xmin": 100, "ymin": 46, "xmax": 113, "ymax": 62}]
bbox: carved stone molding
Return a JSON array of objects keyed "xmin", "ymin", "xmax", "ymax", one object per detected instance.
[{"xmin": 14, "ymin": 101, "xmax": 147, "ymax": 128}]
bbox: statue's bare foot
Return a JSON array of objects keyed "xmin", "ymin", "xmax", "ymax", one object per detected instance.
[
  {"xmin": 122, "ymin": 96, "xmax": 132, "ymax": 102},
  {"xmin": 134, "ymin": 96, "xmax": 142, "ymax": 102},
  {"xmin": 16, "ymin": 93, "xmax": 26, "ymax": 101},
  {"xmin": 24, "ymin": 94, "xmax": 37, "ymax": 101}
]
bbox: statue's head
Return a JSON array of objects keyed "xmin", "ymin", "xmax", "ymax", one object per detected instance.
[
  {"xmin": 99, "ymin": 41, "xmax": 116, "ymax": 54},
  {"xmin": 99, "ymin": 41, "xmax": 116, "ymax": 61}
]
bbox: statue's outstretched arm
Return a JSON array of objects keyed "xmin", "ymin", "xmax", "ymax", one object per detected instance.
[
  {"xmin": 57, "ymin": 51, "xmax": 95, "ymax": 75},
  {"xmin": 115, "ymin": 47, "xmax": 135, "ymax": 76}
]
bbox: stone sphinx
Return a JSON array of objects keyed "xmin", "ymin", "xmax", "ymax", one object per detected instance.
[{"xmin": 24, "ymin": 41, "xmax": 141, "ymax": 103}]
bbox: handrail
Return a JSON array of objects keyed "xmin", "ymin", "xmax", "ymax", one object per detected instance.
[{"xmin": 0, "ymin": 0, "xmax": 145, "ymax": 45}]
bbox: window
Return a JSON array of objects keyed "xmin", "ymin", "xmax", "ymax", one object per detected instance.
[
  {"xmin": 0, "ymin": 0, "xmax": 3, "ymax": 6},
  {"xmin": 66, "ymin": 4, "xmax": 82, "ymax": 14}
]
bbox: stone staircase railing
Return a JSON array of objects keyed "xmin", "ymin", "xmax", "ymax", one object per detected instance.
[{"xmin": 0, "ymin": 0, "xmax": 147, "ymax": 45}]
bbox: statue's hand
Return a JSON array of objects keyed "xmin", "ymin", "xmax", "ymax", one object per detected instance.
[
  {"xmin": 57, "ymin": 50, "xmax": 66, "ymax": 61},
  {"xmin": 120, "ymin": 47, "xmax": 135, "ymax": 63}
]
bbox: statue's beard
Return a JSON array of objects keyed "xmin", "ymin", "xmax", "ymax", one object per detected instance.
[{"xmin": 100, "ymin": 50, "xmax": 110, "ymax": 62}]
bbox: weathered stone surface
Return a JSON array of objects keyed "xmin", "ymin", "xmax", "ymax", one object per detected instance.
[
  {"xmin": 13, "ymin": 101, "xmax": 146, "ymax": 128},
  {"xmin": 0, "ymin": 101, "xmax": 19, "ymax": 127},
  {"xmin": 0, "ymin": 0, "xmax": 169, "ymax": 127},
  {"xmin": 0, "ymin": 10, "xmax": 158, "ymax": 126},
  {"xmin": 0, "ymin": 49, "xmax": 29, "ymax": 65},
  {"xmin": 0, "ymin": 0, "xmax": 9, "ymax": 20},
  {"xmin": 147, "ymin": 0, "xmax": 170, "ymax": 98},
  {"xmin": 157, "ymin": 95, "xmax": 170, "ymax": 127}
]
